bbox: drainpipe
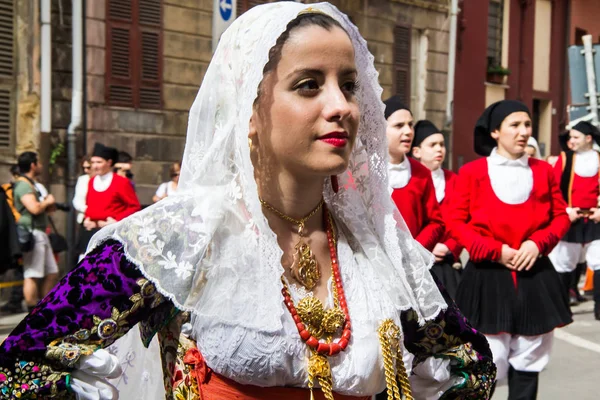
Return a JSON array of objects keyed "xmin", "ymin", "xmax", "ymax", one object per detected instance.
[
  {"xmin": 66, "ymin": 0, "xmax": 83, "ymax": 269},
  {"xmin": 40, "ymin": 1, "xmax": 51, "ymax": 135},
  {"xmin": 445, "ymin": 0, "xmax": 458, "ymax": 126}
]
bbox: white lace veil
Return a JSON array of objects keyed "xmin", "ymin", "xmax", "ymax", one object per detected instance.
[{"xmin": 88, "ymin": 2, "xmax": 446, "ymax": 332}]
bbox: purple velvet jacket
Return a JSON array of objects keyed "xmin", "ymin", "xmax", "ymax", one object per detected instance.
[{"xmin": 0, "ymin": 240, "xmax": 496, "ymax": 399}]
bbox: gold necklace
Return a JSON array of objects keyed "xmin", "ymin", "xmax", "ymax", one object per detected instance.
[{"xmin": 260, "ymin": 198, "xmax": 324, "ymax": 290}]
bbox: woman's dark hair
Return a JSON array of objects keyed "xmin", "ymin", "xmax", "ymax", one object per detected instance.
[
  {"xmin": 17, "ymin": 151, "xmax": 38, "ymax": 173},
  {"xmin": 262, "ymin": 13, "xmax": 346, "ymax": 76}
]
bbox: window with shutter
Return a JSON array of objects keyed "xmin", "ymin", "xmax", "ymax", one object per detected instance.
[
  {"xmin": 0, "ymin": 0, "xmax": 13, "ymax": 152},
  {"xmin": 487, "ymin": 0, "xmax": 503, "ymax": 68},
  {"xmin": 393, "ymin": 24, "xmax": 411, "ymax": 105},
  {"xmin": 106, "ymin": 0, "xmax": 162, "ymax": 109}
]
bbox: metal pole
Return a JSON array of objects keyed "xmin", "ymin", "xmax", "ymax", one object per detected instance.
[
  {"xmin": 582, "ymin": 35, "xmax": 599, "ymax": 126},
  {"xmin": 445, "ymin": 0, "xmax": 458, "ymax": 126},
  {"xmin": 66, "ymin": 0, "xmax": 83, "ymax": 269},
  {"xmin": 40, "ymin": 0, "xmax": 51, "ymax": 134}
]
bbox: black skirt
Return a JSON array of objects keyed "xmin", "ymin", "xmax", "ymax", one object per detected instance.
[
  {"xmin": 430, "ymin": 261, "xmax": 462, "ymax": 301},
  {"xmin": 75, "ymin": 226, "xmax": 100, "ymax": 254},
  {"xmin": 455, "ymin": 257, "xmax": 572, "ymax": 336},
  {"xmin": 562, "ymin": 218, "xmax": 600, "ymax": 243}
]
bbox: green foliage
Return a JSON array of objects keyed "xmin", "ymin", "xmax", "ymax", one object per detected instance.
[
  {"xmin": 487, "ymin": 65, "xmax": 511, "ymax": 76},
  {"xmin": 49, "ymin": 142, "xmax": 65, "ymax": 174}
]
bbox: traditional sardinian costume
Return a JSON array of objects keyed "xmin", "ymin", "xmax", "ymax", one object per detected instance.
[
  {"xmin": 384, "ymin": 100, "xmax": 445, "ymax": 253},
  {"xmin": 0, "ymin": 4, "xmax": 495, "ymax": 400},
  {"xmin": 75, "ymin": 143, "xmax": 141, "ymax": 255},
  {"xmin": 449, "ymin": 100, "xmax": 572, "ymax": 399},
  {"xmin": 411, "ymin": 120, "xmax": 463, "ymax": 299},
  {"xmin": 548, "ymin": 122, "xmax": 600, "ymax": 315}
]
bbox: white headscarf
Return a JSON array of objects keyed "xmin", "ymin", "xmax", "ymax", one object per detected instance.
[
  {"xmin": 527, "ymin": 136, "xmax": 541, "ymax": 159},
  {"xmin": 87, "ymin": 2, "xmax": 446, "ymax": 335}
]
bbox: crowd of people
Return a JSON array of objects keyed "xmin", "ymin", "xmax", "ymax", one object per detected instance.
[
  {"xmin": 0, "ymin": 144, "xmax": 181, "ymax": 313},
  {"xmin": 0, "ymin": 2, "xmax": 597, "ymax": 400}
]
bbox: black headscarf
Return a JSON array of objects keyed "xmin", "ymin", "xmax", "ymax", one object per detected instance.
[
  {"xmin": 92, "ymin": 143, "xmax": 119, "ymax": 165},
  {"xmin": 474, "ymin": 100, "xmax": 531, "ymax": 156},
  {"xmin": 383, "ymin": 95, "xmax": 412, "ymax": 120},
  {"xmin": 558, "ymin": 121, "xmax": 600, "ymax": 152},
  {"xmin": 412, "ymin": 120, "xmax": 441, "ymax": 148}
]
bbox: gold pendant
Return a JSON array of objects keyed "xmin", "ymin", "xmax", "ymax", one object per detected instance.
[
  {"xmin": 308, "ymin": 353, "xmax": 334, "ymax": 400},
  {"xmin": 294, "ymin": 240, "xmax": 320, "ymax": 290}
]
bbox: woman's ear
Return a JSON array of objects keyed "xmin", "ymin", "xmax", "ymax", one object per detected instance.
[
  {"xmin": 411, "ymin": 146, "xmax": 421, "ymax": 159},
  {"xmin": 490, "ymin": 129, "xmax": 500, "ymax": 141},
  {"xmin": 249, "ymin": 112, "xmax": 258, "ymax": 143}
]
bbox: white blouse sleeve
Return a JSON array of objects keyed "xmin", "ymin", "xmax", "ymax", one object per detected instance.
[
  {"xmin": 72, "ymin": 175, "xmax": 89, "ymax": 214},
  {"xmin": 70, "ymin": 349, "xmax": 122, "ymax": 400},
  {"xmin": 155, "ymin": 182, "xmax": 168, "ymax": 198}
]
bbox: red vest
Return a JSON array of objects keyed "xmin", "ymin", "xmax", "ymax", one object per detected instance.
[{"xmin": 390, "ymin": 157, "xmax": 445, "ymax": 251}]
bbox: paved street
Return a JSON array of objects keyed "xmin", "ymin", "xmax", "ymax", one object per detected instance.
[{"xmin": 1, "ymin": 300, "xmax": 599, "ymax": 398}]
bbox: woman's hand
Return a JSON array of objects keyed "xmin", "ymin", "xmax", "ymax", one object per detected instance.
[
  {"xmin": 432, "ymin": 243, "xmax": 450, "ymax": 263},
  {"xmin": 83, "ymin": 218, "xmax": 97, "ymax": 230},
  {"xmin": 511, "ymin": 240, "xmax": 540, "ymax": 271},
  {"xmin": 499, "ymin": 244, "xmax": 518, "ymax": 269},
  {"xmin": 589, "ymin": 208, "xmax": 600, "ymax": 223},
  {"xmin": 568, "ymin": 207, "xmax": 582, "ymax": 222}
]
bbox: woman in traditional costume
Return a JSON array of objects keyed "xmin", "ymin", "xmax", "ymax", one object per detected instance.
[
  {"xmin": 410, "ymin": 120, "xmax": 463, "ymax": 299},
  {"xmin": 448, "ymin": 100, "xmax": 572, "ymax": 399},
  {"xmin": 0, "ymin": 3, "xmax": 495, "ymax": 399}
]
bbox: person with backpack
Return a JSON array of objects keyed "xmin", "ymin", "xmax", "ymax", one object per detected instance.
[{"xmin": 12, "ymin": 151, "xmax": 58, "ymax": 311}]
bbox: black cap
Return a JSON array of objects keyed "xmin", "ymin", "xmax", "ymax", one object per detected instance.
[
  {"xmin": 412, "ymin": 120, "xmax": 441, "ymax": 148},
  {"xmin": 474, "ymin": 100, "xmax": 530, "ymax": 156},
  {"xmin": 92, "ymin": 143, "xmax": 119, "ymax": 164},
  {"xmin": 383, "ymin": 95, "xmax": 412, "ymax": 120},
  {"xmin": 559, "ymin": 121, "xmax": 600, "ymax": 151}
]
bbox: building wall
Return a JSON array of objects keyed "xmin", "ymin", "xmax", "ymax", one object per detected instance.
[
  {"xmin": 4, "ymin": 0, "xmax": 450, "ymax": 197},
  {"xmin": 570, "ymin": 0, "xmax": 600, "ymax": 44},
  {"xmin": 85, "ymin": 0, "xmax": 211, "ymax": 204},
  {"xmin": 328, "ymin": 0, "xmax": 450, "ymax": 128},
  {"xmin": 452, "ymin": 0, "xmax": 568, "ymax": 169}
]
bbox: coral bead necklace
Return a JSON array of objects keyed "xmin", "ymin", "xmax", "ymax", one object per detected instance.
[{"xmin": 281, "ymin": 205, "xmax": 350, "ymax": 400}]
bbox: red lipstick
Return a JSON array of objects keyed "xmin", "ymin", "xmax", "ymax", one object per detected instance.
[{"xmin": 319, "ymin": 132, "xmax": 349, "ymax": 148}]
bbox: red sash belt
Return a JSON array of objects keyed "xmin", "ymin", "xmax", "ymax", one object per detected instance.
[{"xmin": 184, "ymin": 348, "xmax": 370, "ymax": 400}]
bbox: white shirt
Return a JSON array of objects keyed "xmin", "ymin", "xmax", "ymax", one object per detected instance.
[
  {"xmin": 431, "ymin": 168, "xmax": 446, "ymax": 203},
  {"xmin": 155, "ymin": 181, "xmax": 177, "ymax": 199},
  {"xmin": 487, "ymin": 147, "xmax": 533, "ymax": 205},
  {"xmin": 574, "ymin": 149, "xmax": 599, "ymax": 177},
  {"xmin": 388, "ymin": 157, "xmax": 412, "ymax": 189},
  {"xmin": 73, "ymin": 174, "xmax": 90, "ymax": 224},
  {"xmin": 34, "ymin": 182, "xmax": 48, "ymax": 201},
  {"xmin": 93, "ymin": 172, "xmax": 114, "ymax": 193}
]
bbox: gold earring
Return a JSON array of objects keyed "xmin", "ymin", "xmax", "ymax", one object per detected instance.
[{"xmin": 248, "ymin": 138, "xmax": 253, "ymax": 149}]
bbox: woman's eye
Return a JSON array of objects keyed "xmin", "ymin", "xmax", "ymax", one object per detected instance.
[
  {"xmin": 342, "ymin": 80, "xmax": 358, "ymax": 94},
  {"xmin": 295, "ymin": 79, "xmax": 319, "ymax": 92}
]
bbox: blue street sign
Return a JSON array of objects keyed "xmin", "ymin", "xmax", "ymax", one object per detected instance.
[{"xmin": 220, "ymin": 0, "xmax": 233, "ymax": 21}]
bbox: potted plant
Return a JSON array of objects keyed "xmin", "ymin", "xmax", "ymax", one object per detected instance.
[{"xmin": 486, "ymin": 65, "xmax": 511, "ymax": 84}]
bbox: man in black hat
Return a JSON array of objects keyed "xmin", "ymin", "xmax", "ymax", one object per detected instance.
[
  {"xmin": 549, "ymin": 121, "xmax": 600, "ymax": 319},
  {"xmin": 77, "ymin": 143, "xmax": 140, "ymax": 257},
  {"xmin": 383, "ymin": 96, "xmax": 444, "ymax": 252}
]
